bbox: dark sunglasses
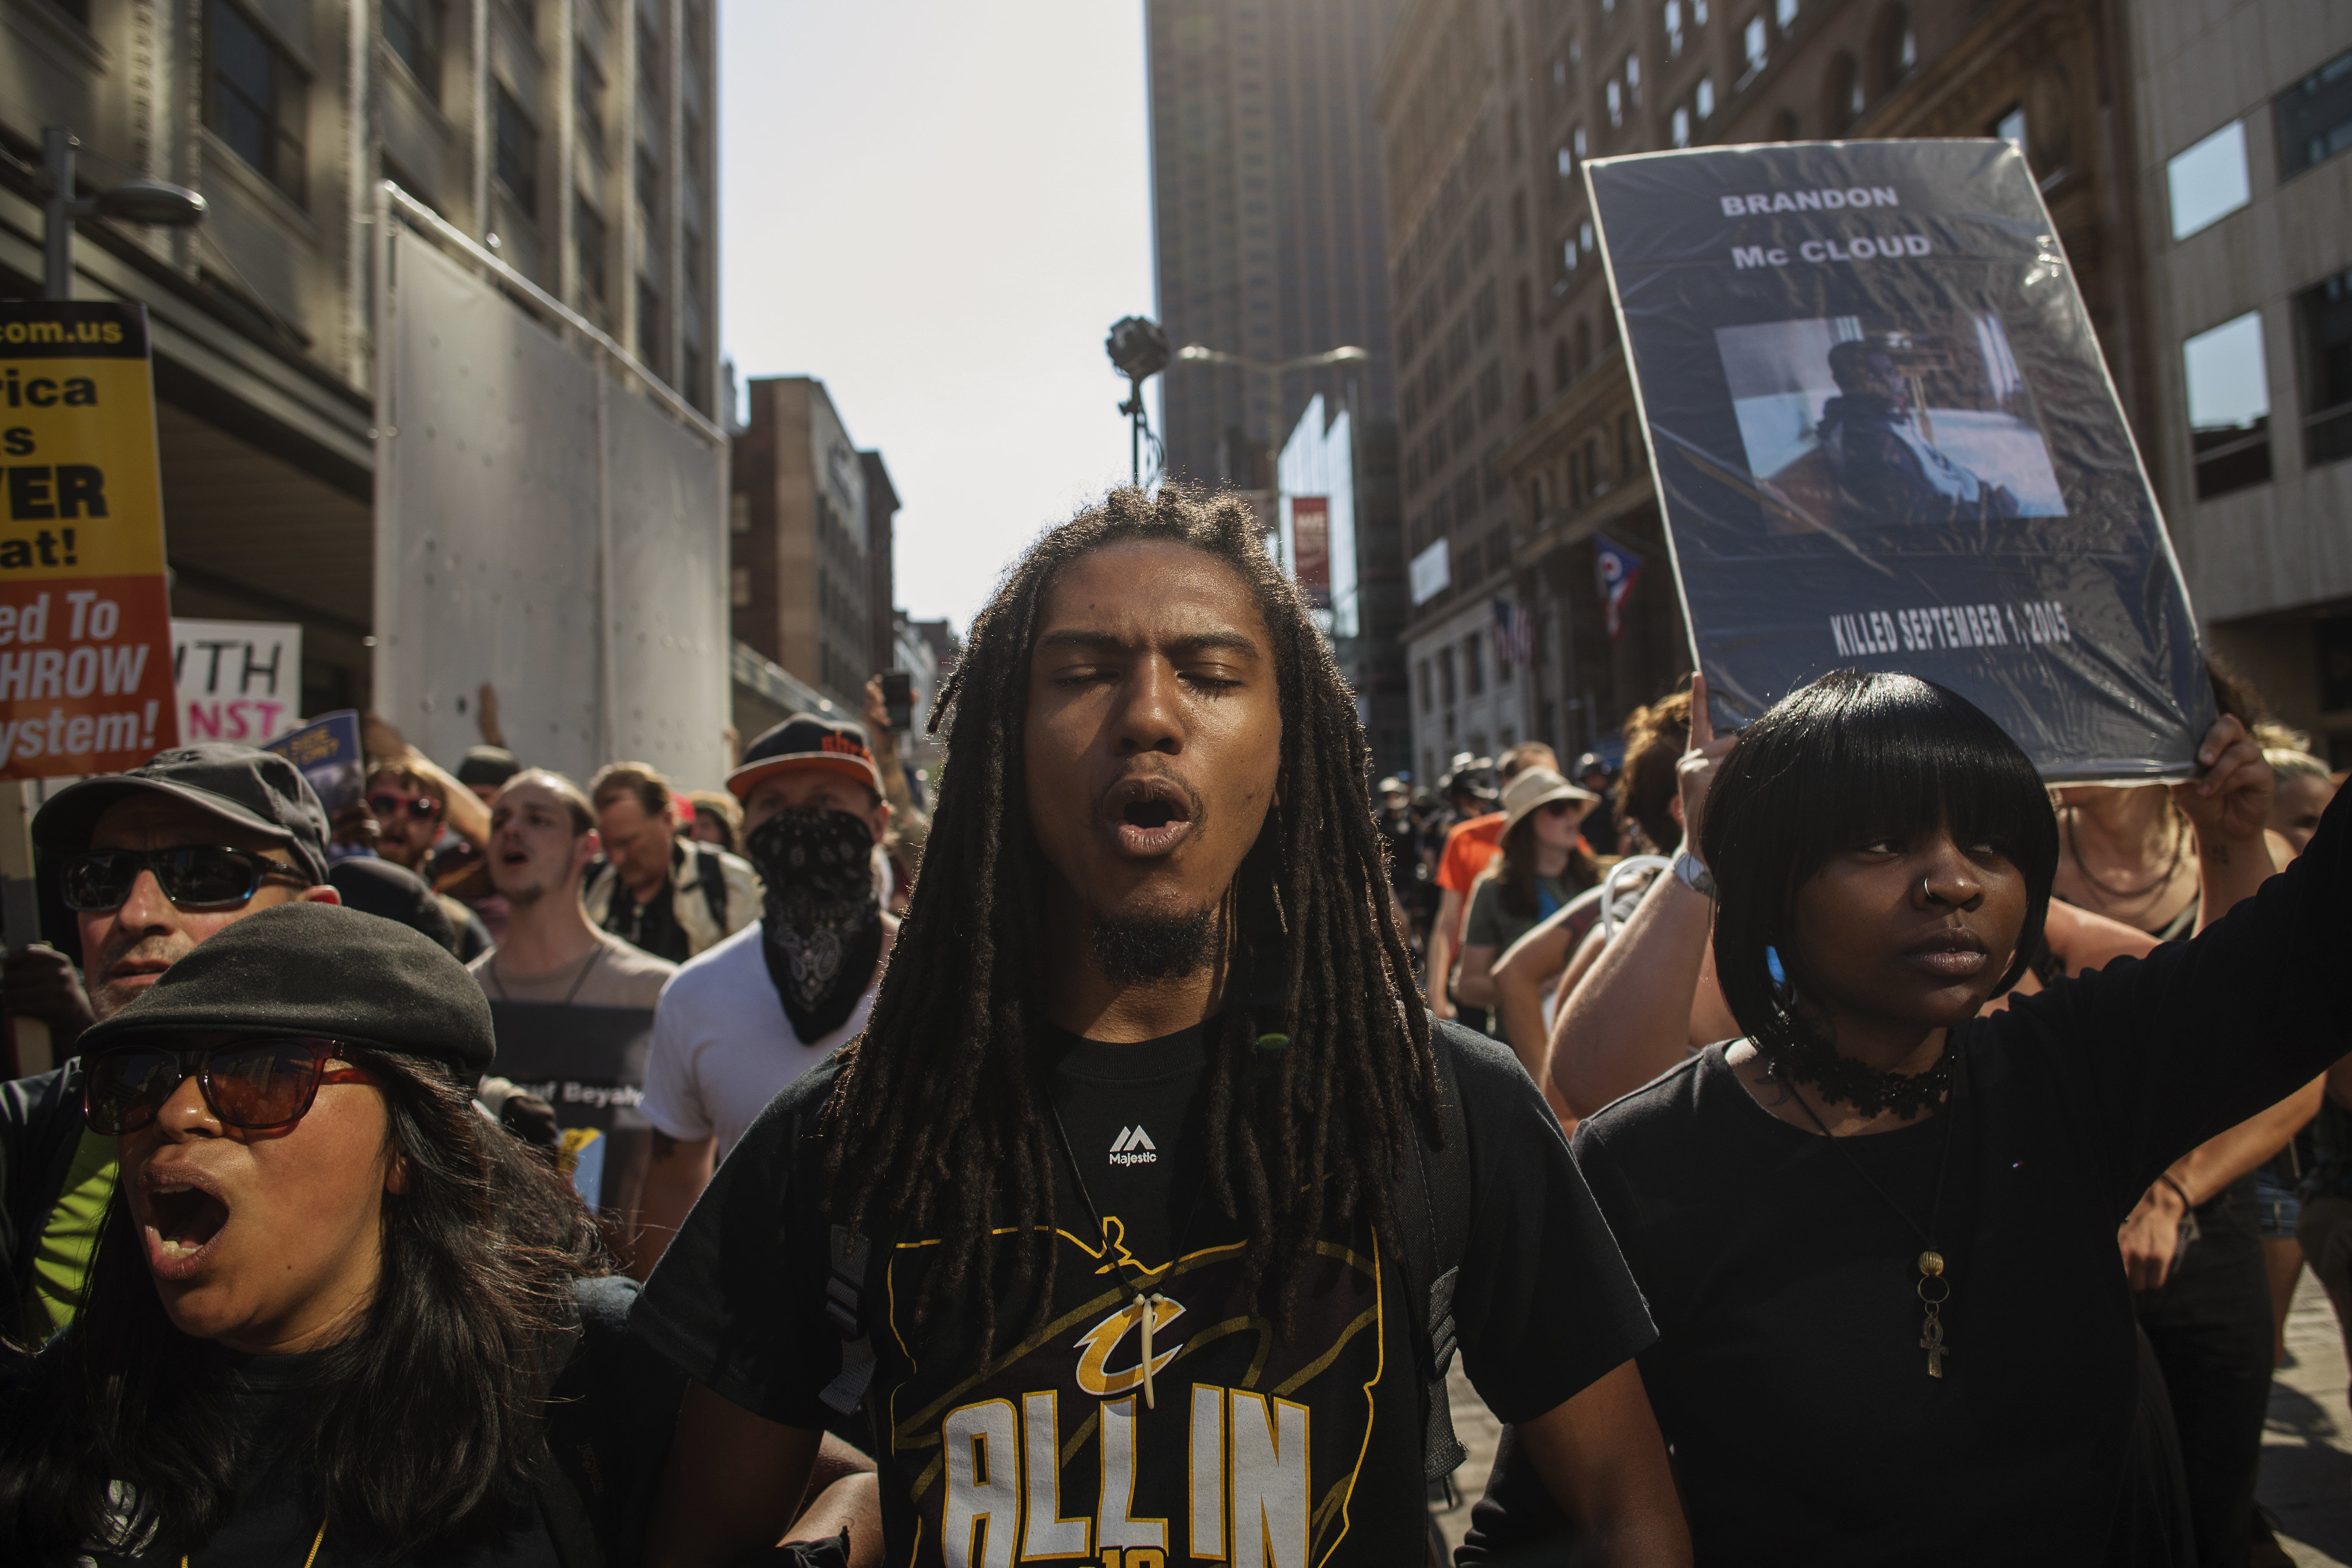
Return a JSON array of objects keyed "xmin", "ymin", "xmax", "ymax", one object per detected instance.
[
  {"xmin": 1540, "ymin": 800, "xmax": 1581, "ymax": 818},
  {"xmin": 61, "ymin": 846, "xmax": 312, "ymax": 912},
  {"xmin": 368, "ymin": 793, "xmax": 442, "ymax": 823},
  {"xmin": 83, "ymin": 1036, "xmax": 376, "ymax": 1136}
]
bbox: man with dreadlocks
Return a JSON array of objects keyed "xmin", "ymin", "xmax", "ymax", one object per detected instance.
[{"xmin": 633, "ymin": 487, "xmax": 1685, "ymax": 1565}]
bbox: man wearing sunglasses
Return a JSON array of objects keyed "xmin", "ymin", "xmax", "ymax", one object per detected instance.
[{"xmin": 0, "ymin": 744, "xmax": 338, "ymax": 1344}]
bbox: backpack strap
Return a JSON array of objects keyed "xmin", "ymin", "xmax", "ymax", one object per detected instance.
[
  {"xmin": 691, "ymin": 843, "xmax": 730, "ymax": 934},
  {"xmin": 818, "ymin": 1222, "xmax": 878, "ymax": 1417},
  {"xmin": 1394, "ymin": 1018, "xmax": 1474, "ymax": 1481}
]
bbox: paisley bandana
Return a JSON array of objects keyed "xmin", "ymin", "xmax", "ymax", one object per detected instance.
[{"xmin": 746, "ymin": 804, "xmax": 884, "ymax": 1043}]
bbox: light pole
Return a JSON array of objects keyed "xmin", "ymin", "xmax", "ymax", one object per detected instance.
[
  {"xmin": 1105, "ymin": 316, "xmax": 1171, "ymax": 489},
  {"xmin": 41, "ymin": 126, "xmax": 207, "ymax": 300},
  {"xmin": 1173, "ymin": 342, "xmax": 1368, "ymax": 527}
]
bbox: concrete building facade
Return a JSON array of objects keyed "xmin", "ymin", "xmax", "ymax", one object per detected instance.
[
  {"xmin": 730, "ymin": 376, "xmax": 887, "ymax": 717},
  {"xmin": 2127, "ymin": 5, "xmax": 2352, "ymax": 763},
  {"xmin": 1, "ymin": 0, "xmax": 719, "ymax": 714}
]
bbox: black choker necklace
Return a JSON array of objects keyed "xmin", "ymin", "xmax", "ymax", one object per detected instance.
[{"xmin": 1760, "ymin": 1033, "xmax": 1954, "ymax": 1120}]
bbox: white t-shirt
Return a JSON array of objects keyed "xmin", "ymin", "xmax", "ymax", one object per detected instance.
[{"xmin": 640, "ymin": 920, "xmax": 875, "ymax": 1160}]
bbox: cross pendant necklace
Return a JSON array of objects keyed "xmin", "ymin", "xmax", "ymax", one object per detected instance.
[{"xmin": 1778, "ymin": 1044, "xmax": 1963, "ymax": 1380}]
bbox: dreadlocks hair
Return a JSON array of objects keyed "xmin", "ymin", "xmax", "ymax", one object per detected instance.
[{"xmin": 820, "ymin": 484, "xmax": 1437, "ymax": 1360}]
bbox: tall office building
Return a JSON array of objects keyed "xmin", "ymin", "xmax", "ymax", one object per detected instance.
[
  {"xmin": 2, "ymin": 0, "xmax": 719, "ymax": 713},
  {"xmin": 1145, "ymin": 0, "xmax": 1414, "ymax": 773}
]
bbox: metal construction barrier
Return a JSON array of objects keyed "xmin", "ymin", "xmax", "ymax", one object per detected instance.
[{"xmin": 371, "ymin": 183, "xmax": 730, "ymax": 787}]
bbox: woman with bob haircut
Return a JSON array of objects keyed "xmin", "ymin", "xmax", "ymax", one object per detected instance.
[
  {"xmin": 0, "ymin": 901, "xmax": 875, "ymax": 1566},
  {"xmin": 1463, "ymin": 669, "xmax": 2349, "ymax": 1564}
]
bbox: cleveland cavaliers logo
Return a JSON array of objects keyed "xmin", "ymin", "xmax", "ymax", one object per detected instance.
[{"xmin": 1073, "ymin": 1294, "xmax": 1186, "ymax": 1398}]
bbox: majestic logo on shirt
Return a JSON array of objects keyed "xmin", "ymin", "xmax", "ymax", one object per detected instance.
[{"xmin": 1109, "ymin": 1125, "xmax": 1158, "ymax": 1166}]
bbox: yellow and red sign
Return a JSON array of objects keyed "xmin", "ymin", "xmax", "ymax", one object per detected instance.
[{"xmin": 0, "ymin": 301, "xmax": 179, "ymax": 777}]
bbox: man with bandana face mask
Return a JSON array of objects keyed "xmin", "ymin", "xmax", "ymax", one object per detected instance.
[{"xmin": 636, "ymin": 715, "xmax": 898, "ymax": 1273}]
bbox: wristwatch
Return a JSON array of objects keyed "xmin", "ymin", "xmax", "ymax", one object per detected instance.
[{"xmin": 1672, "ymin": 848, "xmax": 1716, "ymax": 900}]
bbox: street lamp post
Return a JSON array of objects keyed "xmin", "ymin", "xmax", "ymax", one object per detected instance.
[
  {"xmin": 40, "ymin": 126, "xmax": 208, "ymax": 300},
  {"xmin": 1105, "ymin": 316, "xmax": 1171, "ymax": 489},
  {"xmin": 1172, "ymin": 342, "xmax": 1368, "ymax": 531}
]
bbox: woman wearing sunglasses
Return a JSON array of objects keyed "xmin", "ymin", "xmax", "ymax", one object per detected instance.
[{"xmin": 0, "ymin": 901, "xmax": 878, "ymax": 1565}]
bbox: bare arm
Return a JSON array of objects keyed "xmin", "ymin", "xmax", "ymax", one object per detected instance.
[
  {"xmin": 1425, "ymin": 886, "xmax": 1466, "ymax": 1021},
  {"xmin": 646, "ymin": 1381, "xmax": 821, "ymax": 1567},
  {"xmin": 1454, "ymin": 942, "xmax": 1502, "ymax": 1009},
  {"xmin": 2120, "ymin": 1075, "xmax": 2324, "ymax": 1291},
  {"xmin": 1511, "ymin": 1360, "xmax": 1692, "ymax": 1564},
  {"xmin": 1492, "ymin": 914, "xmax": 1585, "ymax": 1081},
  {"xmin": 635, "ymin": 1131, "xmax": 717, "ymax": 1280},
  {"xmin": 1552, "ymin": 674, "xmax": 1737, "ymax": 1118},
  {"xmin": 2176, "ymin": 714, "xmax": 2276, "ymax": 934},
  {"xmin": 783, "ymin": 1436, "xmax": 883, "ymax": 1562}
]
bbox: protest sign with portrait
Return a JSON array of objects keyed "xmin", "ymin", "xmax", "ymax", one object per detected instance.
[{"xmin": 1588, "ymin": 140, "xmax": 2210, "ymax": 780}]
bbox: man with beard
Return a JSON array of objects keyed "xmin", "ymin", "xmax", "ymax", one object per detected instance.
[
  {"xmin": 634, "ymin": 716, "xmax": 897, "ymax": 1274},
  {"xmin": 633, "ymin": 489, "xmax": 1684, "ymax": 1564},
  {"xmin": 469, "ymin": 769, "xmax": 679, "ymax": 1013},
  {"xmin": 0, "ymin": 746, "xmax": 341, "ymax": 1341}
]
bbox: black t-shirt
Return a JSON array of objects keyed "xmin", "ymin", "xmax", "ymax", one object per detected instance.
[
  {"xmin": 633, "ymin": 1019, "xmax": 1654, "ymax": 1563},
  {"xmin": 1476, "ymin": 781, "xmax": 2352, "ymax": 1565},
  {"xmin": 101, "ymin": 1354, "xmax": 560, "ymax": 1568}
]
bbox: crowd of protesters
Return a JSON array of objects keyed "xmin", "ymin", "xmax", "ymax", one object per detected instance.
[{"xmin": 0, "ymin": 485, "xmax": 2344, "ymax": 1567}]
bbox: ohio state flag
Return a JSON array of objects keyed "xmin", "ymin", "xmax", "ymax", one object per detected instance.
[{"xmin": 1596, "ymin": 537, "xmax": 1643, "ymax": 640}]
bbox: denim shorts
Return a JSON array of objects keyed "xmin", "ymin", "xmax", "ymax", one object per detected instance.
[{"xmin": 2255, "ymin": 1168, "xmax": 2303, "ymax": 1240}]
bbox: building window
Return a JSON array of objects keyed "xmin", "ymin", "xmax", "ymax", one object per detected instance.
[
  {"xmin": 637, "ymin": 277, "xmax": 664, "ymax": 370},
  {"xmin": 1666, "ymin": 0, "xmax": 1683, "ymax": 56},
  {"xmin": 1775, "ymin": 0, "xmax": 1798, "ymax": 30},
  {"xmin": 1625, "ymin": 55, "xmax": 1641, "ymax": 106},
  {"xmin": 2276, "ymin": 48, "xmax": 2352, "ymax": 181},
  {"xmin": 1439, "ymin": 647, "xmax": 1456, "ymax": 704},
  {"xmin": 1884, "ymin": 6, "xmax": 1917, "ymax": 81},
  {"xmin": 574, "ymin": 197, "xmax": 607, "ymax": 301},
  {"xmin": 494, "ymin": 84, "xmax": 539, "ymax": 219},
  {"xmin": 1743, "ymin": 15, "xmax": 1768, "ymax": 75},
  {"xmin": 1464, "ymin": 636, "xmax": 1485, "ymax": 697},
  {"xmin": 1553, "ymin": 337, "xmax": 1571, "ymax": 391},
  {"xmin": 383, "ymin": 0, "xmax": 442, "ymax": 92},
  {"xmin": 576, "ymin": 44, "xmax": 606, "ymax": 152},
  {"xmin": 730, "ymin": 566, "xmax": 752, "ymax": 609},
  {"xmin": 1522, "ymin": 370, "xmax": 1538, "ymax": 419},
  {"xmin": 1697, "ymin": 76, "xmax": 1716, "ymax": 119},
  {"xmin": 2167, "ymin": 120, "xmax": 2249, "ymax": 240},
  {"xmin": 2297, "ymin": 268, "xmax": 2352, "ymax": 467},
  {"xmin": 1516, "ymin": 278, "xmax": 1532, "ymax": 339},
  {"xmin": 1418, "ymin": 660, "xmax": 1433, "ymax": 713},
  {"xmin": 1473, "ymin": 280, "xmax": 1498, "ymax": 344},
  {"xmin": 1606, "ymin": 79, "xmax": 1623, "ymax": 128},
  {"xmin": 1672, "ymin": 106, "xmax": 1691, "ymax": 147},
  {"xmin": 205, "ymin": 0, "xmax": 308, "ymax": 204},
  {"xmin": 2182, "ymin": 311, "xmax": 2272, "ymax": 499},
  {"xmin": 1478, "ymin": 361, "xmax": 1503, "ymax": 420},
  {"xmin": 1511, "ymin": 190, "xmax": 1528, "ymax": 248},
  {"xmin": 1827, "ymin": 52, "xmax": 1862, "ymax": 133}
]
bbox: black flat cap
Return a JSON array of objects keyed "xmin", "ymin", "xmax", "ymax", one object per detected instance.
[
  {"xmin": 34, "ymin": 745, "xmax": 332, "ymax": 886},
  {"xmin": 328, "ymin": 857, "xmax": 460, "ymax": 955},
  {"xmin": 79, "ymin": 902, "xmax": 495, "ymax": 1081},
  {"xmin": 456, "ymin": 745, "xmax": 521, "ymax": 788}
]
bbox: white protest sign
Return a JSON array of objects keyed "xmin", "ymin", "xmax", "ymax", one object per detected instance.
[{"xmin": 171, "ymin": 619, "xmax": 302, "ymax": 747}]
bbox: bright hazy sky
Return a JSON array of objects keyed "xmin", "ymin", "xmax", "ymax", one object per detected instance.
[{"xmin": 719, "ymin": 2, "xmax": 1155, "ymax": 636}]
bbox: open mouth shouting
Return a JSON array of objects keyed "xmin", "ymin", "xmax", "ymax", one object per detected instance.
[
  {"xmin": 137, "ymin": 1162, "xmax": 232, "ymax": 1281},
  {"xmin": 1102, "ymin": 773, "xmax": 1202, "ymax": 860}
]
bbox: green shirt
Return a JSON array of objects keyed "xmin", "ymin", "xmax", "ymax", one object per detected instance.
[{"xmin": 26, "ymin": 1127, "xmax": 116, "ymax": 1336}]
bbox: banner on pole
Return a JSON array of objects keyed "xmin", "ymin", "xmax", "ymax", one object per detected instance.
[
  {"xmin": 1586, "ymin": 140, "xmax": 2210, "ymax": 781},
  {"xmin": 0, "ymin": 302, "xmax": 179, "ymax": 777}
]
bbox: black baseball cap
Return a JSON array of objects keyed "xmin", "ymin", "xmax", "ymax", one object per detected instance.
[
  {"xmin": 456, "ymin": 745, "xmax": 522, "ymax": 788},
  {"xmin": 33, "ymin": 744, "xmax": 332, "ymax": 885},
  {"xmin": 327, "ymin": 857, "xmax": 460, "ymax": 955},
  {"xmin": 79, "ymin": 901, "xmax": 496, "ymax": 1081},
  {"xmin": 726, "ymin": 713, "xmax": 882, "ymax": 800}
]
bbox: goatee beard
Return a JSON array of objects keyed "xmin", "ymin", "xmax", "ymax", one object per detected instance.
[{"xmin": 1089, "ymin": 907, "xmax": 1215, "ymax": 986}]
